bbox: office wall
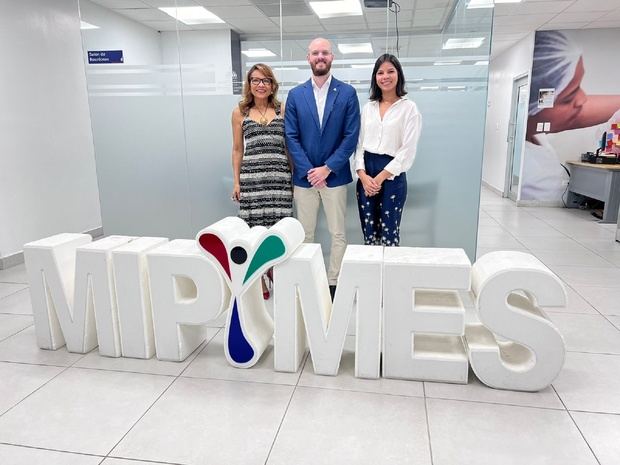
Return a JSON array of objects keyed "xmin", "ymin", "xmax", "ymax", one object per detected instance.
[
  {"xmin": 79, "ymin": 0, "xmax": 161, "ymax": 65},
  {"xmin": 481, "ymin": 33, "xmax": 534, "ymax": 193},
  {"xmin": 0, "ymin": 0, "xmax": 101, "ymax": 264}
]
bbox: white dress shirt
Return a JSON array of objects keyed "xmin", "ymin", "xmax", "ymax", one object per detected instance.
[
  {"xmin": 354, "ymin": 97, "xmax": 422, "ymax": 177},
  {"xmin": 311, "ymin": 74, "xmax": 332, "ymax": 127}
]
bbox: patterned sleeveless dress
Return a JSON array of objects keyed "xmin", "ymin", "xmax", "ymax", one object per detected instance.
[{"xmin": 239, "ymin": 106, "xmax": 293, "ymax": 227}]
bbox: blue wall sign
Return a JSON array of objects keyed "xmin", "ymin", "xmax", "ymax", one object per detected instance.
[{"xmin": 88, "ymin": 50, "xmax": 124, "ymax": 64}]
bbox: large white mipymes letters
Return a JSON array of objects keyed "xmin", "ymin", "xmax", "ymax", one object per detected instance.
[{"xmin": 23, "ymin": 217, "xmax": 567, "ymax": 392}]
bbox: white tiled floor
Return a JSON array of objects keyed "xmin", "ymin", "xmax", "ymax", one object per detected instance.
[{"xmin": 0, "ymin": 187, "xmax": 619, "ymax": 464}]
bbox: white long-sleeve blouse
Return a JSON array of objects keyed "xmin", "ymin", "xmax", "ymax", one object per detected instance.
[{"xmin": 354, "ymin": 97, "xmax": 422, "ymax": 178}]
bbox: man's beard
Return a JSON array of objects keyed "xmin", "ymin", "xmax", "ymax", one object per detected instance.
[{"xmin": 311, "ymin": 60, "xmax": 331, "ymax": 76}]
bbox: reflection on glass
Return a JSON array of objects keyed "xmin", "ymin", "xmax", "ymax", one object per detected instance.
[{"xmin": 80, "ymin": 0, "xmax": 491, "ymax": 260}]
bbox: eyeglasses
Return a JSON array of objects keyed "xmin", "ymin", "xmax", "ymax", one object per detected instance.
[{"xmin": 250, "ymin": 78, "xmax": 272, "ymax": 86}]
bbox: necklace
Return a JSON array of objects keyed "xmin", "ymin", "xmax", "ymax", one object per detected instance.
[{"xmin": 254, "ymin": 105, "xmax": 270, "ymax": 125}]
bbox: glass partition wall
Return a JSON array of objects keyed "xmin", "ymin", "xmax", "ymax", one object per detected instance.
[{"xmin": 79, "ymin": 0, "xmax": 492, "ymax": 260}]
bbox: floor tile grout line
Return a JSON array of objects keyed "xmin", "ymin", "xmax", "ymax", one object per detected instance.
[
  {"xmin": 551, "ymin": 385, "xmax": 602, "ymax": 465},
  {"xmin": 70, "ymin": 365, "xmax": 177, "ymax": 379},
  {"xmin": 0, "ymin": 321, "xmax": 34, "ymax": 343},
  {"xmin": 422, "ymin": 382, "xmax": 435, "ymax": 465},
  {"xmin": 0, "ymin": 285, "xmax": 29, "ymax": 301},
  {"xmin": 0, "ymin": 344, "xmax": 93, "ymax": 418},
  {"xmin": 263, "ymin": 383, "xmax": 298, "ymax": 465},
  {"xmin": 101, "ymin": 326, "xmax": 222, "ymax": 460},
  {"xmin": 262, "ymin": 350, "xmax": 310, "ymax": 464},
  {"xmin": 0, "ymin": 363, "xmax": 73, "ymax": 419},
  {"xmin": 0, "ymin": 359, "xmax": 73, "ymax": 369},
  {"xmin": 563, "ymin": 282, "xmax": 605, "ymax": 317},
  {"xmin": 102, "ymin": 374, "xmax": 179, "ymax": 458},
  {"xmin": 0, "ymin": 441, "xmax": 106, "ymax": 460},
  {"xmin": 293, "ymin": 382, "xmax": 425, "ymax": 399},
  {"xmin": 293, "ymin": 349, "xmax": 311, "ymax": 386},
  {"xmin": 102, "ymin": 454, "xmax": 186, "ymax": 465},
  {"xmin": 564, "ymin": 283, "xmax": 620, "ymax": 332},
  {"xmin": 573, "ymin": 237, "xmax": 620, "ymax": 264},
  {"xmin": 567, "ymin": 409, "xmax": 620, "ymax": 417},
  {"xmin": 422, "ymin": 394, "xmax": 568, "ymax": 413}
]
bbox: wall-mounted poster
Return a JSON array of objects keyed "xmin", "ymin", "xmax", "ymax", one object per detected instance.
[{"xmin": 521, "ymin": 29, "xmax": 620, "ymax": 202}]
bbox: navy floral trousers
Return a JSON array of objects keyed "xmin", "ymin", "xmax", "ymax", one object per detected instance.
[{"xmin": 356, "ymin": 151, "xmax": 407, "ymax": 246}]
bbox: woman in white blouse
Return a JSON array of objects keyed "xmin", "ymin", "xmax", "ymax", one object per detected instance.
[{"xmin": 354, "ymin": 54, "xmax": 422, "ymax": 246}]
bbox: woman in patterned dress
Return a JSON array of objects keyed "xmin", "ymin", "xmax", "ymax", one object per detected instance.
[{"xmin": 231, "ymin": 63, "xmax": 293, "ymax": 298}]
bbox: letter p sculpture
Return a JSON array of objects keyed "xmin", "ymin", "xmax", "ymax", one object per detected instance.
[{"xmin": 196, "ymin": 217, "xmax": 304, "ymax": 368}]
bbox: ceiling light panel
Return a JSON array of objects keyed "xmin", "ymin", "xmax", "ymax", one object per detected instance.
[
  {"xmin": 159, "ymin": 6, "xmax": 225, "ymax": 25},
  {"xmin": 466, "ymin": 0, "xmax": 494, "ymax": 9},
  {"xmin": 309, "ymin": 0, "xmax": 362, "ymax": 19},
  {"xmin": 241, "ymin": 48, "xmax": 277, "ymax": 57},
  {"xmin": 442, "ymin": 37, "xmax": 485, "ymax": 49},
  {"xmin": 338, "ymin": 42, "xmax": 374, "ymax": 54}
]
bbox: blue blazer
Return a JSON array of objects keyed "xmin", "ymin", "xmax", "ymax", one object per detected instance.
[{"xmin": 285, "ymin": 77, "xmax": 360, "ymax": 188}]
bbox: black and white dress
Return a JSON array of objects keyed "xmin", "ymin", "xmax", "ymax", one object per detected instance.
[{"xmin": 239, "ymin": 106, "xmax": 293, "ymax": 227}]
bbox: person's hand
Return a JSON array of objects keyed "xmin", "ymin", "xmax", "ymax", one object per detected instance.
[
  {"xmin": 359, "ymin": 171, "xmax": 380, "ymax": 197},
  {"xmin": 308, "ymin": 166, "xmax": 331, "ymax": 188},
  {"xmin": 232, "ymin": 184, "xmax": 241, "ymax": 202},
  {"xmin": 371, "ymin": 171, "xmax": 390, "ymax": 192}
]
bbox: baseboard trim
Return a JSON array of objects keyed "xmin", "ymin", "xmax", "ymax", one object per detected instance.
[
  {"xmin": 481, "ymin": 180, "xmax": 504, "ymax": 197},
  {"xmin": 0, "ymin": 226, "xmax": 104, "ymax": 270},
  {"xmin": 515, "ymin": 199, "xmax": 564, "ymax": 207},
  {"xmin": 87, "ymin": 226, "xmax": 104, "ymax": 239},
  {"xmin": 0, "ymin": 251, "xmax": 24, "ymax": 270}
]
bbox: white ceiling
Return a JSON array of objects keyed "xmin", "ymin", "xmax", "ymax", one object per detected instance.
[
  {"xmin": 491, "ymin": 0, "xmax": 620, "ymax": 56},
  {"xmin": 88, "ymin": 0, "xmax": 620, "ymax": 58}
]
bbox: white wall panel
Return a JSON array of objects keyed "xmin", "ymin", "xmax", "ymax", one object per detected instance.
[{"xmin": 0, "ymin": 0, "xmax": 102, "ymax": 260}]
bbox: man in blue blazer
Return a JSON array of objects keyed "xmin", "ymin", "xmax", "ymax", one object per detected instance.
[{"xmin": 285, "ymin": 37, "xmax": 360, "ymax": 295}]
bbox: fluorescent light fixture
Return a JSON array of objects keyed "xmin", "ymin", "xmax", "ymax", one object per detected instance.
[
  {"xmin": 338, "ymin": 43, "xmax": 373, "ymax": 54},
  {"xmin": 433, "ymin": 60, "xmax": 462, "ymax": 66},
  {"xmin": 443, "ymin": 38, "xmax": 485, "ymax": 49},
  {"xmin": 274, "ymin": 66, "xmax": 299, "ymax": 71},
  {"xmin": 474, "ymin": 60, "xmax": 489, "ymax": 65},
  {"xmin": 448, "ymin": 86, "xmax": 466, "ymax": 90},
  {"xmin": 159, "ymin": 6, "xmax": 224, "ymax": 25},
  {"xmin": 241, "ymin": 48, "xmax": 277, "ymax": 58},
  {"xmin": 494, "ymin": 0, "xmax": 523, "ymax": 3},
  {"xmin": 310, "ymin": 0, "xmax": 362, "ymax": 19},
  {"xmin": 420, "ymin": 86, "xmax": 439, "ymax": 90},
  {"xmin": 80, "ymin": 21, "xmax": 99, "ymax": 29},
  {"xmin": 351, "ymin": 63, "xmax": 375, "ymax": 68},
  {"xmin": 467, "ymin": 0, "xmax": 494, "ymax": 9}
]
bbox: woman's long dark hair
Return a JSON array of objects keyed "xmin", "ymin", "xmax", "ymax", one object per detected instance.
[{"xmin": 369, "ymin": 54, "xmax": 407, "ymax": 101}]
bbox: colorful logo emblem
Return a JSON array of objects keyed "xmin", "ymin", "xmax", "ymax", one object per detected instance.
[{"xmin": 196, "ymin": 216, "xmax": 304, "ymax": 368}]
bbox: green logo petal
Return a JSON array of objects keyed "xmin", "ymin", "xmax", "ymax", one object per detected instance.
[{"xmin": 243, "ymin": 236, "xmax": 286, "ymax": 284}]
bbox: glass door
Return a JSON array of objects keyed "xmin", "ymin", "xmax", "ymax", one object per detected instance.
[{"xmin": 505, "ymin": 76, "xmax": 528, "ymax": 201}]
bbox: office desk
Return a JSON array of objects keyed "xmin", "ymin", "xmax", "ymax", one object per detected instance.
[{"xmin": 567, "ymin": 161, "xmax": 620, "ymax": 224}]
